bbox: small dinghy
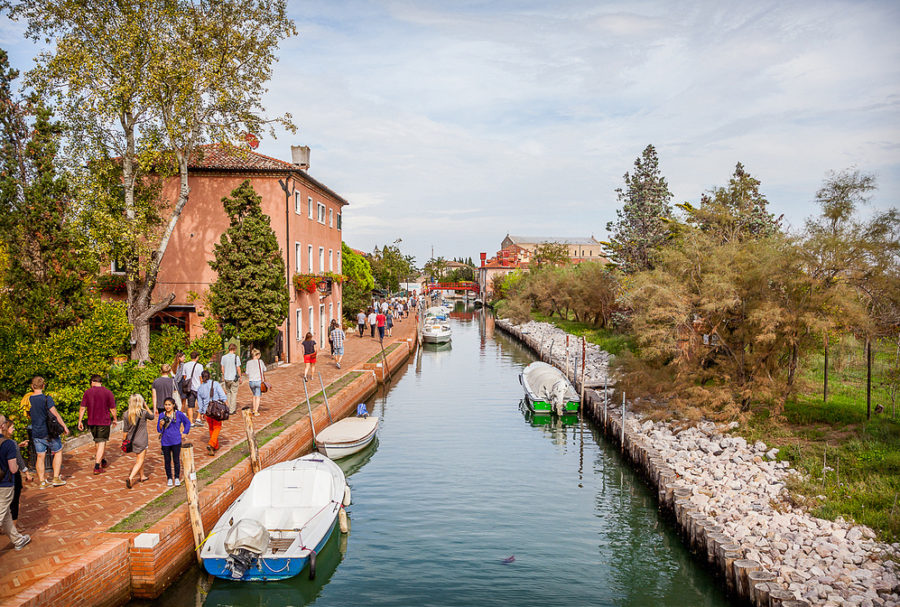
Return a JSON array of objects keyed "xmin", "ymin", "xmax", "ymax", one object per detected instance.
[
  {"xmin": 519, "ymin": 361, "xmax": 580, "ymax": 415},
  {"xmin": 316, "ymin": 404, "xmax": 379, "ymax": 460},
  {"xmin": 202, "ymin": 453, "xmax": 350, "ymax": 581}
]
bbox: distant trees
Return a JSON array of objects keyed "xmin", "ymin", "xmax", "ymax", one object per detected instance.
[
  {"xmin": 369, "ymin": 242, "xmax": 415, "ymax": 293},
  {"xmin": 208, "ymin": 181, "xmax": 289, "ymax": 344},
  {"xmin": 341, "ymin": 242, "xmax": 374, "ymax": 319},
  {"xmin": 531, "ymin": 242, "xmax": 571, "ymax": 269},
  {"xmin": 604, "ymin": 144, "xmax": 673, "ymax": 274}
]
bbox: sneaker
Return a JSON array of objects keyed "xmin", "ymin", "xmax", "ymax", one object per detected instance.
[
  {"xmin": 38, "ymin": 480, "xmax": 49, "ymax": 490},
  {"xmin": 174, "ymin": 478, "xmax": 181, "ymax": 487},
  {"xmin": 336, "ymin": 363, "xmax": 341, "ymax": 369},
  {"xmin": 14, "ymin": 534, "xmax": 31, "ymax": 550},
  {"xmin": 167, "ymin": 478, "xmax": 173, "ymax": 487},
  {"xmin": 126, "ymin": 478, "xmax": 133, "ymax": 489},
  {"xmin": 93, "ymin": 465, "xmax": 102, "ymax": 475},
  {"xmin": 52, "ymin": 477, "xmax": 66, "ymax": 486},
  {"xmin": 206, "ymin": 445, "xmax": 215, "ymax": 456},
  {"xmin": 101, "ymin": 459, "xmax": 108, "ymax": 469}
]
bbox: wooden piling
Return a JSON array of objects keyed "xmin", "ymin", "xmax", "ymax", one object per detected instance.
[
  {"xmin": 241, "ymin": 407, "xmax": 261, "ymax": 474},
  {"xmin": 180, "ymin": 443, "xmax": 205, "ymax": 565},
  {"xmin": 747, "ymin": 571, "xmax": 776, "ymax": 606},
  {"xmin": 767, "ymin": 588, "xmax": 795, "ymax": 607},
  {"xmin": 733, "ymin": 559, "xmax": 761, "ymax": 601},
  {"xmin": 781, "ymin": 600, "xmax": 810, "ymax": 607},
  {"xmin": 580, "ymin": 337, "xmax": 586, "ymax": 408}
]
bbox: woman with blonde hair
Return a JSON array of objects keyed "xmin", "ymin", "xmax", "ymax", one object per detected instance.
[
  {"xmin": 245, "ymin": 348, "xmax": 266, "ymax": 416},
  {"xmin": 123, "ymin": 394, "xmax": 154, "ymax": 489}
]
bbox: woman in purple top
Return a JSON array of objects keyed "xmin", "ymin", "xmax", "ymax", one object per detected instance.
[{"xmin": 157, "ymin": 397, "xmax": 190, "ymax": 487}]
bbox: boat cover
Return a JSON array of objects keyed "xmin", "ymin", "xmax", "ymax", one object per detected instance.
[
  {"xmin": 224, "ymin": 518, "xmax": 271, "ymax": 555},
  {"xmin": 524, "ymin": 362, "xmax": 578, "ymax": 415}
]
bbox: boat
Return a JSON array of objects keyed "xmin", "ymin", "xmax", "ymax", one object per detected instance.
[
  {"xmin": 422, "ymin": 318, "xmax": 452, "ymax": 343},
  {"xmin": 201, "ymin": 453, "xmax": 350, "ymax": 581},
  {"xmin": 518, "ymin": 361, "xmax": 580, "ymax": 415},
  {"xmin": 424, "ymin": 306, "xmax": 448, "ymax": 320},
  {"xmin": 315, "ymin": 404, "xmax": 379, "ymax": 460}
]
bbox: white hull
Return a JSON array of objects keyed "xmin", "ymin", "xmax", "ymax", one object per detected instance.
[
  {"xmin": 316, "ymin": 416, "xmax": 379, "ymax": 459},
  {"xmin": 422, "ymin": 332, "xmax": 451, "ymax": 343}
]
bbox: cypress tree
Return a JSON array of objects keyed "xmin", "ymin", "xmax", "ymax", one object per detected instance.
[{"xmin": 208, "ymin": 180, "xmax": 289, "ymax": 344}]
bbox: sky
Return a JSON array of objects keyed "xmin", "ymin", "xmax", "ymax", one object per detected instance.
[{"xmin": 2, "ymin": 0, "xmax": 900, "ymax": 265}]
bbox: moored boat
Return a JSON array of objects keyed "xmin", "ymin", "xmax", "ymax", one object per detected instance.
[
  {"xmin": 422, "ymin": 319, "xmax": 452, "ymax": 343},
  {"xmin": 316, "ymin": 405, "xmax": 379, "ymax": 459},
  {"xmin": 201, "ymin": 453, "xmax": 350, "ymax": 581},
  {"xmin": 518, "ymin": 361, "xmax": 580, "ymax": 415}
]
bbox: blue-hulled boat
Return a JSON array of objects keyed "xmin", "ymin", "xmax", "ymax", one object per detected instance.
[{"xmin": 201, "ymin": 453, "xmax": 350, "ymax": 581}]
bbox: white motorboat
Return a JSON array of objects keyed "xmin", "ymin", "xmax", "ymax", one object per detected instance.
[
  {"xmin": 422, "ymin": 319, "xmax": 452, "ymax": 343},
  {"xmin": 519, "ymin": 361, "xmax": 580, "ymax": 415},
  {"xmin": 316, "ymin": 408, "xmax": 379, "ymax": 460},
  {"xmin": 202, "ymin": 453, "xmax": 350, "ymax": 581}
]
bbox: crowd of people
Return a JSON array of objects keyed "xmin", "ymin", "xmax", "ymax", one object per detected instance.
[{"xmin": 1, "ymin": 299, "xmax": 415, "ymax": 551}]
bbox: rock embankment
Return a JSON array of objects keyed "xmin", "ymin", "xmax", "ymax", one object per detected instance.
[
  {"xmin": 497, "ymin": 318, "xmax": 900, "ymax": 607},
  {"xmin": 515, "ymin": 320, "xmax": 612, "ymax": 387}
]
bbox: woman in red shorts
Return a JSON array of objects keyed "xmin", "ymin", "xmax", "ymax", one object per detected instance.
[{"xmin": 302, "ymin": 332, "xmax": 317, "ymax": 381}]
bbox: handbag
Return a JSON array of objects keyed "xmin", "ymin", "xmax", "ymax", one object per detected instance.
[
  {"xmin": 206, "ymin": 399, "xmax": 229, "ymax": 421},
  {"xmin": 180, "ymin": 362, "xmax": 196, "ymax": 394},
  {"xmin": 45, "ymin": 396, "xmax": 65, "ymax": 439},
  {"xmin": 258, "ymin": 360, "xmax": 271, "ymax": 393},
  {"xmin": 121, "ymin": 416, "xmax": 137, "ymax": 453}
]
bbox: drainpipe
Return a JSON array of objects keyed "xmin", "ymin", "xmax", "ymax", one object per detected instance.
[{"xmin": 279, "ymin": 176, "xmax": 294, "ymax": 364}]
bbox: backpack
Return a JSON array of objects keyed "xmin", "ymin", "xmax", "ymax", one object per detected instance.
[
  {"xmin": 181, "ymin": 362, "xmax": 197, "ymax": 394},
  {"xmin": 44, "ymin": 395, "xmax": 65, "ymax": 439}
]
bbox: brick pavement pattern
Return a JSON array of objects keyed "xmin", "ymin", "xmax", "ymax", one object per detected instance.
[{"xmin": 0, "ymin": 316, "xmax": 417, "ymax": 603}]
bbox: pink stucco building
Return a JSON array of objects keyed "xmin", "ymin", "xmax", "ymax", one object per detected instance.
[{"xmin": 138, "ymin": 144, "xmax": 347, "ymax": 364}]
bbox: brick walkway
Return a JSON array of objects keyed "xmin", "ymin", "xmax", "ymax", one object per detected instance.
[{"xmin": 0, "ymin": 316, "xmax": 417, "ymax": 602}]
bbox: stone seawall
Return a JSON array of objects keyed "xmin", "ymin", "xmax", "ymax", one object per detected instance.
[{"xmin": 496, "ymin": 318, "xmax": 899, "ymax": 607}]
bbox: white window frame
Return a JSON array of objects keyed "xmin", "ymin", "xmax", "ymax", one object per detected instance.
[
  {"xmin": 318, "ymin": 247, "xmax": 325, "ymax": 273},
  {"xmin": 329, "ymin": 302, "xmax": 333, "ymax": 325},
  {"xmin": 319, "ymin": 304, "xmax": 326, "ymax": 342},
  {"xmin": 329, "ymin": 208, "xmax": 334, "ymax": 227},
  {"xmin": 296, "ymin": 309, "xmax": 303, "ymax": 341},
  {"xmin": 110, "ymin": 260, "xmax": 126, "ymax": 274},
  {"xmin": 317, "ymin": 202, "xmax": 326, "ymax": 224},
  {"xmin": 337, "ymin": 250, "xmax": 342, "ymax": 273},
  {"xmin": 329, "ymin": 249, "xmax": 333, "ymax": 272},
  {"xmin": 308, "ymin": 306, "xmax": 314, "ymax": 338},
  {"xmin": 294, "ymin": 242, "xmax": 302, "ymax": 272},
  {"xmin": 294, "ymin": 192, "xmax": 302, "ymax": 215},
  {"xmin": 308, "ymin": 245, "xmax": 313, "ymax": 273},
  {"xmin": 308, "ymin": 196, "xmax": 314, "ymax": 219}
]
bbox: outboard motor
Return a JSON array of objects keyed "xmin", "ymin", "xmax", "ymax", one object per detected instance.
[
  {"xmin": 549, "ymin": 380, "xmax": 569, "ymax": 416},
  {"xmin": 224, "ymin": 519, "xmax": 270, "ymax": 579}
]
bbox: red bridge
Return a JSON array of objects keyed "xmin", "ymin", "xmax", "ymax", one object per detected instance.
[{"xmin": 424, "ymin": 281, "xmax": 480, "ymax": 294}]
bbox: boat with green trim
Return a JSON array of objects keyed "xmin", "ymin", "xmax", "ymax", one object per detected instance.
[{"xmin": 518, "ymin": 361, "xmax": 580, "ymax": 415}]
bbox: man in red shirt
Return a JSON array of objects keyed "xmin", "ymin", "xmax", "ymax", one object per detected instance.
[
  {"xmin": 77, "ymin": 375, "xmax": 117, "ymax": 475},
  {"xmin": 376, "ymin": 311, "xmax": 386, "ymax": 341}
]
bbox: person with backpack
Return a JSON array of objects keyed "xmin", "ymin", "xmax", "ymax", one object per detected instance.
[
  {"xmin": 179, "ymin": 351, "xmax": 204, "ymax": 425},
  {"xmin": 157, "ymin": 397, "xmax": 190, "ymax": 487},
  {"xmin": 0, "ymin": 415, "xmax": 31, "ymax": 525},
  {"xmin": 123, "ymin": 394, "xmax": 155, "ymax": 489},
  {"xmin": 28, "ymin": 376, "xmax": 69, "ymax": 489},
  {"xmin": 197, "ymin": 370, "xmax": 228, "ymax": 456},
  {"xmin": 0, "ymin": 416, "xmax": 30, "ymax": 550}
]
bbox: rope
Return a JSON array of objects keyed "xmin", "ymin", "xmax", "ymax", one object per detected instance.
[{"xmin": 196, "ymin": 531, "xmax": 217, "ymax": 552}]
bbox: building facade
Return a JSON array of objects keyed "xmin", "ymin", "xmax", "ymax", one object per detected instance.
[
  {"xmin": 499, "ymin": 234, "xmax": 606, "ymax": 263},
  {"xmin": 142, "ymin": 145, "xmax": 347, "ymax": 364}
]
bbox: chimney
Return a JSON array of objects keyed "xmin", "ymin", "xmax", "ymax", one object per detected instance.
[{"xmin": 291, "ymin": 145, "xmax": 310, "ymax": 170}]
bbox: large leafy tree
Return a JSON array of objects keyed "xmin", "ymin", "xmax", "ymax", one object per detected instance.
[
  {"xmin": 604, "ymin": 144, "xmax": 673, "ymax": 274},
  {"xmin": 678, "ymin": 162, "xmax": 781, "ymax": 243},
  {"xmin": 370, "ymin": 242, "xmax": 415, "ymax": 292},
  {"xmin": 341, "ymin": 242, "xmax": 374, "ymax": 320},
  {"xmin": 208, "ymin": 181, "xmax": 289, "ymax": 344},
  {"xmin": 0, "ymin": 49, "xmax": 96, "ymax": 336},
  {"xmin": 531, "ymin": 242, "xmax": 570, "ymax": 268},
  {"xmin": 7, "ymin": 0, "xmax": 296, "ymax": 360}
]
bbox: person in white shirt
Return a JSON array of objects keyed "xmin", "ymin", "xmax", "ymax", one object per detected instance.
[
  {"xmin": 220, "ymin": 343, "xmax": 242, "ymax": 414},
  {"xmin": 367, "ymin": 309, "xmax": 377, "ymax": 338},
  {"xmin": 245, "ymin": 349, "xmax": 267, "ymax": 416},
  {"xmin": 180, "ymin": 351, "xmax": 204, "ymax": 424}
]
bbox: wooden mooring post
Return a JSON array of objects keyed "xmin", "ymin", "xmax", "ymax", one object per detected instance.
[
  {"xmin": 180, "ymin": 443, "xmax": 205, "ymax": 564},
  {"xmin": 565, "ymin": 334, "xmax": 570, "ymax": 380},
  {"xmin": 241, "ymin": 407, "xmax": 261, "ymax": 474},
  {"xmin": 621, "ymin": 391, "xmax": 626, "ymax": 452}
]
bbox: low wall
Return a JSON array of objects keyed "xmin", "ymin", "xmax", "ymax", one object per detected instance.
[{"xmin": 495, "ymin": 319, "xmax": 801, "ymax": 607}]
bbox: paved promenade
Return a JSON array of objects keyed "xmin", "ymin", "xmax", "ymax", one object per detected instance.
[{"xmin": 0, "ymin": 317, "xmax": 417, "ymax": 604}]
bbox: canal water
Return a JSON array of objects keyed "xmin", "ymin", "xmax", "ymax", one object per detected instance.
[{"xmin": 134, "ymin": 305, "xmax": 730, "ymax": 607}]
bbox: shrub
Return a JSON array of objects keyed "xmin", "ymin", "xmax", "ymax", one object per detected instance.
[{"xmin": 149, "ymin": 324, "xmax": 189, "ymax": 365}]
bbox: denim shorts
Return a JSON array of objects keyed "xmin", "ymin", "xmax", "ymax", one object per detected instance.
[
  {"xmin": 34, "ymin": 436, "xmax": 62, "ymax": 454},
  {"xmin": 249, "ymin": 380, "xmax": 261, "ymax": 396},
  {"xmin": 334, "ymin": 345, "xmax": 344, "ymax": 355}
]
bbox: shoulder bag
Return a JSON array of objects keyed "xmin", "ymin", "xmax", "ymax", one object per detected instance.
[
  {"xmin": 180, "ymin": 362, "xmax": 195, "ymax": 394},
  {"xmin": 45, "ymin": 396, "xmax": 65, "ymax": 439},
  {"xmin": 121, "ymin": 418, "xmax": 137, "ymax": 453},
  {"xmin": 205, "ymin": 383, "xmax": 230, "ymax": 421},
  {"xmin": 259, "ymin": 360, "xmax": 271, "ymax": 394}
]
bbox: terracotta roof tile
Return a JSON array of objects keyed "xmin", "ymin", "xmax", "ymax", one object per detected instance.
[{"xmin": 188, "ymin": 144, "xmax": 296, "ymax": 171}]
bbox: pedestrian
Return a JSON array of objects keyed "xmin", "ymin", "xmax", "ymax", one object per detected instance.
[
  {"xmin": 376, "ymin": 309, "xmax": 386, "ymax": 341},
  {"xmin": 123, "ymin": 394, "xmax": 154, "ymax": 488},
  {"xmin": 179, "ymin": 351, "xmax": 204, "ymax": 425},
  {"xmin": 367, "ymin": 308, "xmax": 376, "ymax": 338},
  {"xmin": 0, "ymin": 415, "xmax": 31, "ymax": 523},
  {"xmin": 152, "ymin": 364, "xmax": 176, "ymax": 414},
  {"xmin": 302, "ymin": 332, "xmax": 317, "ymax": 381},
  {"xmin": 77, "ymin": 374, "xmax": 117, "ymax": 475},
  {"xmin": 357, "ymin": 309, "xmax": 366, "ymax": 338},
  {"xmin": 381, "ymin": 299, "xmax": 389, "ymax": 314},
  {"xmin": 157, "ymin": 397, "xmax": 190, "ymax": 487},
  {"xmin": 29, "ymin": 377, "xmax": 69, "ymax": 488},
  {"xmin": 328, "ymin": 319, "xmax": 338, "ymax": 356},
  {"xmin": 220, "ymin": 343, "xmax": 242, "ymax": 415},
  {"xmin": 0, "ymin": 420, "xmax": 30, "ymax": 550},
  {"xmin": 246, "ymin": 349, "xmax": 266, "ymax": 416},
  {"xmin": 197, "ymin": 371, "xmax": 227, "ymax": 457},
  {"xmin": 386, "ymin": 308, "xmax": 394, "ymax": 336},
  {"xmin": 171, "ymin": 351, "xmax": 186, "ymax": 410},
  {"xmin": 330, "ymin": 321, "xmax": 346, "ymax": 369}
]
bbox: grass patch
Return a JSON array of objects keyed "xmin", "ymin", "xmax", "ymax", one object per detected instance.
[
  {"xmin": 532, "ymin": 312, "xmax": 636, "ymax": 356},
  {"xmin": 108, "ymin": 371, "xmax": 364, "ymax": 533},
  {"xmin": 367, "ymin": 342, "xmax": 401, "ymax": 364},
  {"xmin": 741, "ymin": 389, "xmax": 900, "ymax": 543}
]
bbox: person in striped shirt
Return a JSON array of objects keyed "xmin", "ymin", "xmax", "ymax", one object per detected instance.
[{"xmin": 330, "ymin": 322, "xmax": 346, "ymax": 369}]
